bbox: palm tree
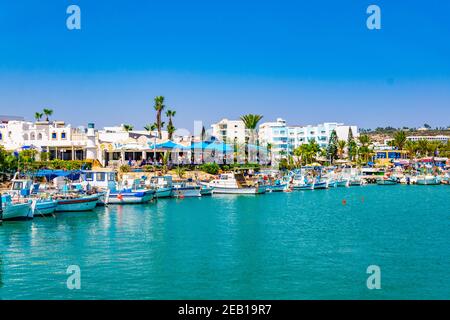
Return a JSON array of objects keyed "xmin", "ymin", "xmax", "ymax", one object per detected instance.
[
  {"xmin": 417, "ymin": 139, "xmax": 430, "ymax": 156},
  {"xmin": 240, "ymin": 114, "xmax": 263, "ymax": 163},
  {"xmin": 337, "ymin": 140, "xmax": 346, "ymax": 159},
  {"xmin": 165, "ymin": 110, "xmax": 176, "ymax": 140},
  {"xmin": 43, "ymin": 108, "xmax": 53, "ymax": 121},
  {"xmin": 153, "ymin": 96, "xmax": 165, "ymax": 139},
  {"xmin": 34, "ymin": 112, "xmax": 43, "ymax": 122},
  {"xmin": 404, "ymin": 140, "xmax": 417, "ymax": 159},
  {"xmin": 123, "ymin": 124, "xmax": 133, "ymax": 132},
  {"xmin": 393, "ymin": 130, "xmax": 407, "ymax": 150}
]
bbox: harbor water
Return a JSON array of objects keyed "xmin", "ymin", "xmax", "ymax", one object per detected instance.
[{"xmin": 0, "ymin": 185, "xmax": 449, "ymax": 299}]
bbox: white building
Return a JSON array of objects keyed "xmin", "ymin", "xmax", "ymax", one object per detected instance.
[
  {"xmin": 258, "ymin": 118, "xmax": 289, "ymax": 162},
  {"xmin": 407, "ymin": 135, "xmax": 449, "ymax": 143},
  {"xmin": 287, "ymin": 122, "xmax": 358, "ymax": 150},
  {"xmin": 0, "ymin": 120, "xmax": 90, "ymax": 160},
  {"xmin": 211, "ymin": 118, "xmax": 246, "ymax": 144}
]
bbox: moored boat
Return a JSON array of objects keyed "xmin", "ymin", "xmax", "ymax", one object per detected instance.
[
  {"xmin": 55, "ymin": 194, "xmax": 100, "ymax": 212},
  {"xmin": 1, "ymin": 194, "xmax": 33, "ymax": 220},
  {"xmin": 206, "ymin": 172, "xmax": 266, "ymax": 195},
  {"xmin": 148, "ymin": 176, "xmax": 173, "ymax": 198},
  {"xmin": 416, "ymin": 175, "xmax": 441, "ymax": 185},
  {"xmin": 172, "ymin": 180, "xmax": 202, "ymax": 197},
  {"xmin": 32, "ymin": 199, "xmax": 58, "ymax": 216},
  {"xmin": 377, "ymin": 176, "xmax": 398, "ymax": 185}
]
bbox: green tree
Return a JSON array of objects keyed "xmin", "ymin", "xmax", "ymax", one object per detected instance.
[
  {"xmin": 34, "ymin": 112, "xmax": 43, "ymax": 121},
  {"xmin": 337, "ymin": 140, "xmax": 346, "ymax": 159},
  {"xmin": 123, "ymin": 124, "xmax": 133, "ymax": 132},
  {"xmin": 417, "ymin": 139, "xmax": 430, "ymax": 156},
  {"xmin": 240, "ymin": 114, "xmax": 263, "ymax": 163},
  {"xmin": 326, "ymin": 130, "xmax": 338, "ymax": 164},
  {"xmin": 43, "ymin": 108, "xmax": 53, "ymax": 121},
  {"xmin": 153, "ymin": 96, "xmax": 166, "ymax": 139},
  {"xmin": 165, "ymin": 110, "xmax": 176, "ymax": 140},
  {"xmin": 347, "ymin": 128, "xmax": 357, "ymax": 161},
  {"xmin": 393, "ymin": 130, "xmax": 407, "ymax": 150},
  {"xmin": 404, "ymin": 140, "xmax": 417, "ymax": 159}
]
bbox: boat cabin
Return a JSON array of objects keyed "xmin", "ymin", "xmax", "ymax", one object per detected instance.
[{"xmin": 80, "ymin": 170, "xmax": 117, "ymax": 189}]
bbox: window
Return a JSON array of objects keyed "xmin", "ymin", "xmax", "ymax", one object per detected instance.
[
  {"xmin": 37, "ymin": 133, "xmax": 43, "ymax": 140},
  {"xmin": 23, "ymin": 133, "xmax": 28, "ymax": 140},
  {"xmin": 84, "ymin": 172, "xmax": 94, "ymax": 181},
  {"xmin": 30, "ymin": 132, "xmax": 35, "ymax": 140},
  {"xmin": 96, "ymin": 173, "xmax": 106, "ymax": 181},
  {"xmin": 108, "ymin": 173, "xmax": 116, "ymax": 181},
  {"xmin": 61, "ymin": 132, "xmax": 66, "ymax": 139},
  {"xmin": 0, "ymin": 132, "xmax": 2, "ymax": 140},
  {"xmin": 52, "ymin": 132, "xmax": 57, "ymax": 139}
]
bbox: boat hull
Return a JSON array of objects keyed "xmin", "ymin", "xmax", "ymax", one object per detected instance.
[
  {"xmin": 337, "ymin": 180, "xmax": 349, "ymax": 187},
  {"xmin": 211, "ymin": 186, "xmax": 266, "ymax": 194},
  {"xmin": 2, "ymin": 202, "xmax": 33, "ymax": 220},
  {"xmin": 172, "ymin": 187, "xmax": 202, "ymax": 197},
  {"xmin": 200, "ymin": 187, "xmax": 214, "ymax": 196},
  {"xmin": 34, "ymin": 200, "xmax": 57, "ymax": 215},
  {"xmin": 155, "ymin": 187, "xmax": 173, "ymax": 198},
  {"xmin": 56, "ymin": 195, "xmax": 99, "ymax": 212},
  {"xmin": 313, "ymin": 182, "xmax": 328, "ymax": 190},
  {"xmin": 108, "ymin": 190, "xmax": 155, "ymax": 204},
  {"xmin": 267, "ymin": 184, "xmax": 287, "ymax": 192},
  {"xmin": 416, "ymin": 179, "xmax": 440, "ymax": 185},
  {"xmin": 377, "ymin": 179, "xmax": 398, "ymax": 185},
  {"xmin": 293, "ymin": 184, "xmax": 314, "ymax": 190}
]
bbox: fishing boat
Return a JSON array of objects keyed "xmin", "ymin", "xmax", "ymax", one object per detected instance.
[
  {"xmin": 313, "ymin": 178, "xmax": 328, "ymax": 190},
  {"xmin": 7, "ymin": 173, "xmax": 58, "ymax": 215},
  {"xmin": 199, "ymin": 185, "xmax": 214, "ymax": 196},
  {"xmin": 291, "ymin": 174, "xmax": 314, "ymax": 190},
  {"xmin": 1, "ymin": 194, "xmax": 33, "ymax": 220},
  {"xmin": 31, "ymin": 198, "xmax": 58, "ymax": 216},
  {"xmin": 172, "ymin": 180, "xmax": 202, "ymax": 197},
  {"xmin": 349, "ymin": 176, "xmax": 365, "ymax": 186},
  {"xmin": 206, "ymin": 172, "xmax": 266, "ymax": 195},
  {"xmin": 148, "ymin": 176, "xmax": 173, "ymax": 198},
  {"xmin": 326, "ymin": 179, "xmax": 338, "ymax": 188},
  {"xmin": 106, "ymin": 177, "xmax": 156, "ymax": 204},
  {"xmin": 267, "ymin": 181, "xmax": 288, "ymax": 192},
  {"xmin": 376, "ymin": 176, "xmax": 398, "ymax": 185},
  {"xmin": 416, "ymin": 175, "xmax": 441, "ymax": 185},
  {"xmin": 336, "ymin": 179, "xmax": 350, "ymax": 187},
  {"xmin": 55, "ymin": 193, "xmax": 100, "ymax": 212}
]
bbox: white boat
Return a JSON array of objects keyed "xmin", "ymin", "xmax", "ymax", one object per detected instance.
[
  {"xmin": 416, "ymin": 175, "xmax": 441, "ymax": 185},
  {"xmin": 377, "ymin": 176, "xmax": 398, "ymax": 185},
  {"xmin": 107, "ymin": 178, "xmax": 155, "ymax": 204},
  {"xmin": 55, "ymin": 194, "xmax": 100, "ymax": 212},
  {"xmin": 349, "ymin": 176, "xmax": 366, "ymax": 186},
  {"xmin": 291, "ymin": 175, "xmax": 314, "ymax": 190},
  {"xmin": 206, "ymin": 172, "xmax": 266, "ymax": 195},
  {"xmin": 172, "ymin": 180, "xmax": 202, "ymax": 197},
  {"xmin": 337, "ymin": 179, "xmax": 350, "ymax": 187},
  {"xmin": 1, "ymin": 194, "xmax": 33, "ymax": 220}
]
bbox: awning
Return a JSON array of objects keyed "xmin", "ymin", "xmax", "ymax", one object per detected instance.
[
  {"xmin": 35, "ymin": 169, "xmax": 81, "ymax": 180},
  {"xmin": 204, "ymin": 142, "xmax": 233, "ymax": 153},
  {"xmin": 149, "ymin": 140, "xmax": 185, "ymax": 150}
]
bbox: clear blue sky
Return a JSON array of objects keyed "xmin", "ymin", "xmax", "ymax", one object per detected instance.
[{"xmin": 0, "ymin": 0, "xmax": 449, "ymax": 131}]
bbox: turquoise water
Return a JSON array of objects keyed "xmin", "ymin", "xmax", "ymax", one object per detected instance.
[{"xmin": 0, "ymin": 185, "xmax": 449, "ymax": 300}]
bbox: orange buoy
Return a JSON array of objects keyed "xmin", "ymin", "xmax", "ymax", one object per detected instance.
[{"xmin": 342, "ymin": 199, "xmax": 347, "ymax": 205}]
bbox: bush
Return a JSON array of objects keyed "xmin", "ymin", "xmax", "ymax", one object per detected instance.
[
  {"xmin": 199, "ymin": 163, "xmax": 220, "ymax": 175},
  {"xmin": 120, "ymin": 165, "xmax": 131, "ymax": 173}
]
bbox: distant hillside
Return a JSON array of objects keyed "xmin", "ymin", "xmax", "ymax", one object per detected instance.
[{"xmin": 364, "ymin": 128, "xmax": 450, "ymax": 144}]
